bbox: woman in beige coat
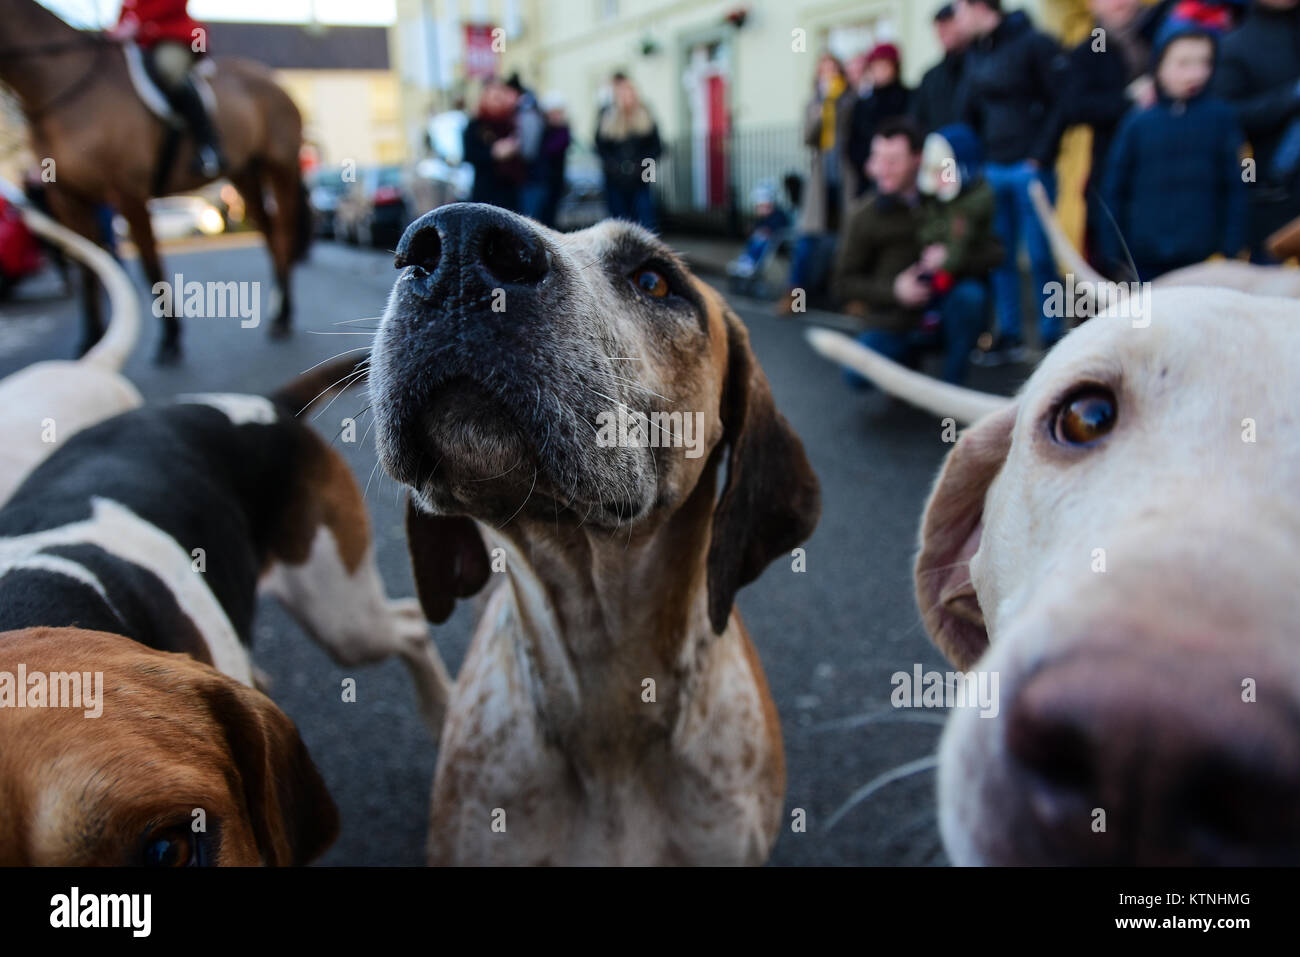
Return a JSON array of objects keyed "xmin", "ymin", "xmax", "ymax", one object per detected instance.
[{"xmin": 778, "ymin": 53, "xmax": 857, "ymax": 314}]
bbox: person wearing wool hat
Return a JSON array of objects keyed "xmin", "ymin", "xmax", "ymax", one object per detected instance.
[
  {"xmin": 911, "ymin": 124, "xmax": 1002, "ymax": 384},
  {"xmin": 1101, "ymin": 14, "xmax": 1248, "ymax": 279},
  {"xmin": 846, "ymin": 42, "xmax": 913, "ymax": 198}
]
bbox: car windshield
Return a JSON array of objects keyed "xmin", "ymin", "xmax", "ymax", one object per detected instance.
[{"xmin": 376, "ymin": 167, "xmax": 404, "ymax": 187}]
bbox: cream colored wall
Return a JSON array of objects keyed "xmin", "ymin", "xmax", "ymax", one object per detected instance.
[
  {"xmin": 390, "ymin": 1, "xmax": 1063, "ymax": 144},
  {"xmin": 277, "ymin": 68, "xmax": 406, "ymax": 166}
]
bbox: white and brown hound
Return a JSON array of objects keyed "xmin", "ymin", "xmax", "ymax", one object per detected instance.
[
  {"xmin": 370, "ymin": 204, "xmax": 821, "ymax": 865},
  {"xmin": 0, "ymin": 361, "xmax": 449, "ymax": 865}
]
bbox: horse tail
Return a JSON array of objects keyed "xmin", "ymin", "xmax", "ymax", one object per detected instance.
[{"xmin": 293, "ymin": 175, "xmax": 312, "ymax": 263}]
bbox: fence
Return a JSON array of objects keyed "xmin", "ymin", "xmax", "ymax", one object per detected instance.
[{"xmin": 656, "ymin": 124, "xmax": 806, "ymax": 237}]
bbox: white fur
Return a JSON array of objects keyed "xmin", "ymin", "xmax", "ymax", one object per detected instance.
[{"xmin": 0, "ymin": 497, "xmax": 251, "ymax": 685}]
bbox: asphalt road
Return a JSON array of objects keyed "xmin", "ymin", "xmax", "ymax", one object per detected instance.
[{"xmin": 0, "ymin": 235, "xmax": 1027, "ymax": 866}]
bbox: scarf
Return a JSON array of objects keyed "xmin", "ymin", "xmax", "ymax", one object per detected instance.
[{"xmin": 820, "ymin": 73, "xmax": 845, "ymax": 153}]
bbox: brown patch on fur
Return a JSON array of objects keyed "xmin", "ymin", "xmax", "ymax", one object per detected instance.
[
  {"xmin": 0, "ymin": 627, "xmax": 337, "ymax": 866},
  {"xmin": 915, "ymin": 403, "xmax": 1018, "ymax": 669},
  {"xmin": 273, "ymin": 433, "xmax": 370, "ymax": 575},
  {"xmin": 736, "ymin": 617, "xmax": 787, "ymax": 811}
]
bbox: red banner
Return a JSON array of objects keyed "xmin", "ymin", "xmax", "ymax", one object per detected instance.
[{"xmin": 464, "ymin": 23, "xmax": 499, "ymax": 80}]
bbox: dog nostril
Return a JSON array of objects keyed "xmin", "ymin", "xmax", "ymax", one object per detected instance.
[
  {"xmin": 1007, "ymin": 699, "xmax": 1096, "ymax": 795},
  {"xmin": 395, "ymin": 225, "xmax": 441, "ymax": 275},
  {"xmin": 480, "ymin": 224, "xmax": 548, "ymax": 285}
]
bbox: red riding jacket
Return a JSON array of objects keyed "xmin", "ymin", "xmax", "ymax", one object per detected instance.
[{"xmin": 112, "ymin": 0, "xmax": 202, "ymax": 48}]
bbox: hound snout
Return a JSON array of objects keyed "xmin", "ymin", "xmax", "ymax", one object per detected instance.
[
  {"xmin": 1004, "ymin": 648, "xmax": 1300, "ymax": 865},
  {"xmin": 396, "ymin": 203, "xmax": 550, "ymax": 291}
]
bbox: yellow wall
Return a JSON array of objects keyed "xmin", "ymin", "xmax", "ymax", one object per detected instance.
[{"xmin": 277, "ymin": 68, "xmax": 406, "ymax": 166}]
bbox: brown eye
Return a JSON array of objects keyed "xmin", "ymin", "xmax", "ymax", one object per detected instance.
[
  {"xmin": 633, "ymin": 268, "xmax": 669, "ymax": 298},
  {"xmin": 1054, "ymin": 387, "xmax": 1118, "ymax": 446},
  {"xmin": 141, "ymin": 830, "xmax": 195, "ymax": 867}
]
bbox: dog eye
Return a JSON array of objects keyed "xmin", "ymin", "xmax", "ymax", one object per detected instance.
[
  {"xmin": 1054, "ymin": 387, "xmax": 1117, "ymax": 446},
  {"xmin": 632, "ymin": 268, "xmax": 670, "ymax": 299},
  {"xmin": 140, "ymin": 828, "xmax": 198, "ymax": 867}
]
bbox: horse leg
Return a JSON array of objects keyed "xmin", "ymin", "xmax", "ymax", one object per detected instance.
[
  {"xmin": 119, "ymin": 199, "xmax": 179, "ymax": 364},
  {"xmin": 43, "ymin": 190, "xmax": 106, "ymax": 356},
  {"xmin": 264, "ymin": 163, "xmax": 301, "ymax": 339}
]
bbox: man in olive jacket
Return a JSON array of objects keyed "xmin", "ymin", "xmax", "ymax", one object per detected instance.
[{"xmin": 833, "ymin": 119, "xmax": 1001, "ymax": 386}]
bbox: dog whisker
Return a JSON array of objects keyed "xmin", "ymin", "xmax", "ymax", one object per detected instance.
[
  {"xmin": 295, "ymin": 362, "xmax": 370, "ymax": 418},
  {"xmin": 806, "ymin": 709, "xmax": 950, "ymax": 734},
  {"xmin": 300, "ymin": 346, "xmax": 370, "ymax": 376},
  {"xmin": 822, "ymin": 755, "xmax": 940, "ymax": 834},
  {"xmin": 309, "ymin": 366, "xmax": 370, "ymax": 422}
]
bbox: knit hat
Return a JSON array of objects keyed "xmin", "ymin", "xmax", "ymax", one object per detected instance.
[
  {"xmin": 1149, "ymin": 1, "xmax": 1240, "ymax": 66},
  {"xmin": 866, "ymin": 42, "xmax": 900, "ymax": 66}
]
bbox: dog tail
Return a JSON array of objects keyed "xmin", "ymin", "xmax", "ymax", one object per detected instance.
[
  {"xmin": 273, "ymin": 353, "xmax": 369, "ymax": 416},
  {"xmin": 805, "ymin": 327, "xmax": 1010, "ymax": 426},
  {"xmin": 1027, "ymin": 180, "xmax": 1108, "ymax": 288},
  {"xmin": 0, "ymin": 180, "xmax": 141, "ymax": 371}
]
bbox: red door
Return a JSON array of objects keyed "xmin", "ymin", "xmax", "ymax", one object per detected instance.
[{"xmin": 706, "ymin": 73, "xmax": 729, "ymax": 207}]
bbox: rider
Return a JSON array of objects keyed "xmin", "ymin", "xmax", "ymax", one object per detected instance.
[{"xmin": 111, "ymin": 0, "xmax": 224, "ymax": 179}]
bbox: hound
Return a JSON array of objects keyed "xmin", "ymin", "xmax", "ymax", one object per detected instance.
[
  {"xmin": 909, "ymin": 287, "xmax": 1300, "ymax": 865},
  {"xmin": 0, "ymin": 360, "xmax": 450, "ymax": 865},
  {"xmin": 369, "ymin": 204, "xmax": 821, "ymax": 865},
  {"xmin": 0, "ymin": 185, "xmax": 143, "ymax": 505}
]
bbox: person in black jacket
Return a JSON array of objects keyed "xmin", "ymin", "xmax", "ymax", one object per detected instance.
[
  {"xmin": 1063, "ymin": 0, "xmax": 1153, "ymax": 274},
  {"xmin": 846, "ymin": 43, "xmax": 912, "ymax": 197},
  {"xmin": 595, "ymin": 73, "xmax": 662, "ymax": 231},
  {"xmin": 463, "ymin": 77, "xmax": 527, "ymax": 212},
  {"xmin": 1103, "ymin": 16, "xmax": 1247, "ymax": 279},
  {"xmin": 912, "ymin": 4, "xmax": 969, "ymax": 135},
  {"xmin": 955, "ymin": 0, "xmax": 1068, "ymax": 363},
  {"xmin": 1214, "ymin": 0, "xmax": 1300, "ymax": 260}
]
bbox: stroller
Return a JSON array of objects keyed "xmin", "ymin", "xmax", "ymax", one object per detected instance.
[{"xmin": 727, "ymin": 181, "xmax": 793, "ymax": 299}]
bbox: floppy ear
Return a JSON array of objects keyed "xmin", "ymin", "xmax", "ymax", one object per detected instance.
[
  {"xmin": 914, "ymin": 403, "xmax": 1017, "ymax": 670},
  {"xmin": 707, "ymin": 313, "xmax": 821, "ymax": 634},
  {"xmin": 405, "ymin": 496, "xmax": 490, "ymax": 624},
  {"xmin": 204, "ymin": 681, "xmax": 339, "ymax": 866}
]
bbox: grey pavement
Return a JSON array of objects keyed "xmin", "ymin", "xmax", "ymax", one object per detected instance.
[{"xmin": 0, "ymin": 235, "xmax": 1028, "ymax": 865}]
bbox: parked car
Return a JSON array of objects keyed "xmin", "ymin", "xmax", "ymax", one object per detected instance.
[
  {"xmin": 113, "ymin": 195, "xmax": 225, "ymax": 243},
  {"xmin": 0, "ymin": 193, "xmax": 46, "ymax": 300},
  {"xmin": 307, "ymin": 167, "xmax": 348, "ymax": 239},
  {"xmin": 334, "ymin": 165, "xmax": 412, "ymax": 249}
]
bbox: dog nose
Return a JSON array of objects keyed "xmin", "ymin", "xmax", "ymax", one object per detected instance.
[
  {"xmin": 395, "ymin": 204, "xmax": 548, "ymax": 286},
  {"xmin": 1006, "ymin": 649, "xmax": 1300, "ymax": 865},
  {"xmin": 479, "ymin": 219, "xmax": 548, "ymax": 285}
]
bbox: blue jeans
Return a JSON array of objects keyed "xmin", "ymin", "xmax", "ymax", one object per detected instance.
[
  {"xmin": 843, "ymin": 279, "xmax": 989, "ymax": 390},
  {"xmin": 787, "ymin": 233, "xmax": 835, "ymax": 293},
  {"xmin": 606, "ymin": 185, "xmax": 656, "ymax": 231},
  {"xmin": 985, "ymin": 161, "xmax": 1061, "ymax": 345}
]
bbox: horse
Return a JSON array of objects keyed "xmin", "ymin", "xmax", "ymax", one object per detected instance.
[{"xmin": 0, "ymin": 0, "xmax": 311, "ymax": 362}]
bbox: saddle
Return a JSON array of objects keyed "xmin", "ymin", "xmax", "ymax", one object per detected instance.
[{"xmin": 123, "ymin": 43, "xmax": 218, "ymax": 194}]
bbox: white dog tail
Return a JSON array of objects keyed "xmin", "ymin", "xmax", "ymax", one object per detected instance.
[
  {"xmin": 805, "ymin": 327, "xmax": 1010, "ymax": 426},
  {"xmin": 1027, "ymin": 180, "xmax": 1109, "ymax": 288},
  {"xmin": 1, "ymin": 179, "xmax": 140, "ymax": 372}
]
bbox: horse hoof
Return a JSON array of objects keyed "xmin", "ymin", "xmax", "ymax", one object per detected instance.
[
  {"xmin": 153, "ymin": 340, "xmax": 182, "ymax": 365},
  {"xmin": 269, "ymin": 321, "xmax": 292, "ymax": 341}
]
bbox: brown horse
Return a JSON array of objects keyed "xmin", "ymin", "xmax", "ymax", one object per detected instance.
[{"xmin": 1, "ymin": 0, "xmax": 310, "ymax": 362}]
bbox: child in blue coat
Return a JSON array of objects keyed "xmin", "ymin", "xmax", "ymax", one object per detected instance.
[{"xmin": 1101, "ymin": 16, "xmax": 1246, "ymax": 281}]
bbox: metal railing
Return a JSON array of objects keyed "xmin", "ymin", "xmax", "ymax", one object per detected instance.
[{"xmin": 656, "ymin": 124, "xmax": 805, "ymax": 236}]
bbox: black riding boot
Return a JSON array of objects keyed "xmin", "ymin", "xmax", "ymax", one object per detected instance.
[{"xmin": 170, "ymin": 78, "xmax": 226, "ymax": 179}]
